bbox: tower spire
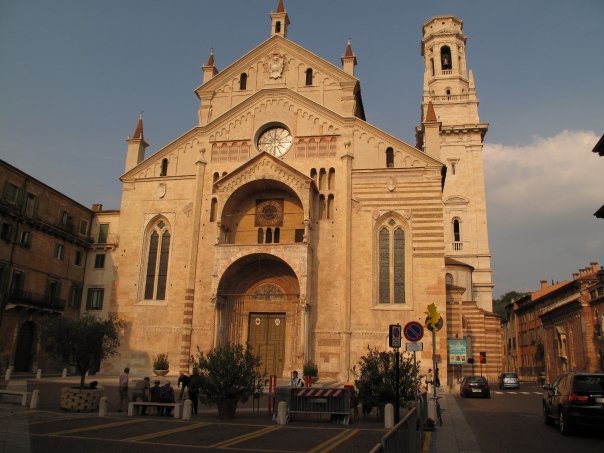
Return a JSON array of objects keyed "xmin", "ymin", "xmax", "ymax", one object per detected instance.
[
  {"xmin": 202, "ymin": 48, "xmax": 218, "ymax": 84},
  {"xmin": 125, "ymin": 113, "xmax": 149, "ymax": 173},
  {"xmin": 341, "ymin": 39, "xmax": 357, "ymax": 76},
  {"xmin": 270, "ymin": 0, "xmax": 290, "ymax": 38}
]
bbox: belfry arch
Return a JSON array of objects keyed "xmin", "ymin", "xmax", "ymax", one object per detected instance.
[{"xmin": 215, "ymin": 253, "xmax": 305, "ymax": 377}]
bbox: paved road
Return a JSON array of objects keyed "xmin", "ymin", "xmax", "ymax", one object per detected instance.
[
  {"xmin": 0, "ymin": 405, "xmax": 388, "ymax": 453},
  {"xmin": 458, "ymin": 382, "xmax": 604, "ymax": 453},
  {"xmin": 0, "ymin": 377, "xmax": 389, "ymax": 453}
]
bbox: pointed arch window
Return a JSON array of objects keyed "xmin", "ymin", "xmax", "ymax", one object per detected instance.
[
  {"xmin": 378, "ymin": 219, "xmax": 406, "ymax": 304},
  {"xmin": 305, "ymin": 68, "xmax": 313, "ymax": 86},
  {"xmin": 239, "ymin": 73, "xmax": 247, "ymax": 90},
  {"xmin": 143, "ymin": 219, "xmax": 171, "ymax": 301}
]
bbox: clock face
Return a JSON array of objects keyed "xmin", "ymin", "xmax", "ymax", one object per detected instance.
[{"xmin": 257, "ymin": 127, "xmax": 292, "ymax": 157}]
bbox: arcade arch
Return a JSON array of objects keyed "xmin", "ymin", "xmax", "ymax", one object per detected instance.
[{"xmin": 215, "ymin": 254, "xmax": 303, "ymax": 377}]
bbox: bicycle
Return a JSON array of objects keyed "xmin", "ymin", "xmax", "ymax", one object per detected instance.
[{"xmin": 430, "ymin": 395, "xmax": 444, "ymax": 426}]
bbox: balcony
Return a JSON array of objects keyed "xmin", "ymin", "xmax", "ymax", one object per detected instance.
[
  {"xmin": 5, "ymin": 290, "xmax": 65, "ymax": 312},
  {"xmin": 92, "ymin": 233, "xmax": 119, "ymax": 247},
  {"xmin": 451, "ymin": 241, "xmax": 464, "ymax": 251}
]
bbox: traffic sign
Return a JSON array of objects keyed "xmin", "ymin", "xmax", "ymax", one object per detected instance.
[
  {"xmin": 403, "ymin": 321, "xmax": 424, "ymax": 342},
  {"xmin": 389, "ymin": 324, "xmax": 402, "ymax": 348},
  {"xmin": 406, "ymin": 342, "xmax": 423, "ymax": 352}
]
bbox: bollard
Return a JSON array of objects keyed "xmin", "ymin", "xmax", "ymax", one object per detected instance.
[
  {"xmin": 384, "ymin": 403, "xmax": 394, "ymax": 429},
  {"xmin": 99, "ymin": 397, "xmax": 108, "ymax": 417},
  {"xmin": 36, "ymin": 369, "xmax": 42, "ymax": 379},
  {"xmin": 30, "ymin": 390, "xmax": 40, "ymax": 409},
  {"xmin": 277, "ymin": 401, "xmax": 288, "ymax": 425},
  {"xmin": 62, "ymin": 368, "xmax": 67, "ymax": 378},
  {"xmin": 4, "ymin": 369, "xmax": 10, "ymax": 381},
  {"xmin": 182, "ymin": 399, "xmax": 192, "ymax": 420}
]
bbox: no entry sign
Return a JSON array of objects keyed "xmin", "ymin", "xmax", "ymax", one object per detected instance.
[{"xmin": 403, "ymin": 321, "xmax": 424, "ymax": 342}]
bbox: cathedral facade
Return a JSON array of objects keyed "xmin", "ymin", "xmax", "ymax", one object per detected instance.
[{"xmin": 104, "ymin": 3, "xmax": 496, "ymax": 384}]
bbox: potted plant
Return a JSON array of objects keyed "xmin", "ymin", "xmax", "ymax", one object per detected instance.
[
  {"xmin": 303, "ymin": 360, "xmax": 319, "ymax": 383},
  {"xmin": 153, "ymin": 353, "xmax": 170, "ymax": 376},
  {"xmin": 192, "ymin": 342, "xmax": 262, "ymax": 419},
  {"xmin": 41, "ymin": 314, "xmax": 124, "ymax": 412}
]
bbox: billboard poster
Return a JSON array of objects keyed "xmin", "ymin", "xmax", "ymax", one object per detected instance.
[{"xmin": 448, "ymin": 338, "xmax": 467, "ymax": 364}]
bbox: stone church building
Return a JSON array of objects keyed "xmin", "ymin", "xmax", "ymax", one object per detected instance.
[{"xmin": 100, "ymin": 2, "xmax": 498, "ymax": 384}]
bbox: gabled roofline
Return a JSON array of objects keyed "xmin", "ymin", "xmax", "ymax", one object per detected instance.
[{"xmin": 194, "ymin": 34, "xmax": 358, "ymax": 95}]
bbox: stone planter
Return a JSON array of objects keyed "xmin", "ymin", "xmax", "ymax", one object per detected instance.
[
  {"xmin": 153, "ymin": 369, "xmax": 169, "ymax": 377},
  {"xmin": 60, "ymin": 387, "xmax": 102, "ymax": 412},
  {"xmin": 216, "ymin": 399, "xmax": 238, "ymax": 419}
]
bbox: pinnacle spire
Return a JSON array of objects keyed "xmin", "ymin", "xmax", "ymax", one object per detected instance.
[
  {"xmin": 276, "ymin": 0, "xmax": 285, "ymax": 13},
  {"xmin": 206, "ymin": 48, "xmax": 215, "ymax": 67},
  {"xmin": 133, "ymin": 112, "xmax": 144, "ymax": 139},
  {"xmin": 425, "ymin": 101, "xmax": 437, "ymax": 122},
  {"xmin": 345, "ymin": 39, "xmax": 354, "ymax": 57},
  {"xmin": 341, "ymin": 39, "xmax": 357, "ymax": 76}
]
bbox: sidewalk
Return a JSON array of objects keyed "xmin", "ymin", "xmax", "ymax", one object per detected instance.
[{"xmin": 431, "ymin": 393, "xmax": 481, "ymax": 453}]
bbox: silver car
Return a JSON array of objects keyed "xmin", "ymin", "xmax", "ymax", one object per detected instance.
[{"xmin": 498, "ymin": 372, "xmax": 520, "ymax": 389}]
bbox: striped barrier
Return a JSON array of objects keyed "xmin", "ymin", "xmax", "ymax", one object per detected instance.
[{"xmin": 289, "ymin": 387, "xmax": 351, "ymax": 425}]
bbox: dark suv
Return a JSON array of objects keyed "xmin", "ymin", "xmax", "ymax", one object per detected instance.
[{"xmin": 542, "ymin": 372, "xmax": 604, "ymax": 435}]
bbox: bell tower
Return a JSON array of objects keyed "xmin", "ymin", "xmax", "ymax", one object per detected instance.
[
  {"xmin": 416, "ymin": 16, "xmax": 494, "ymax": 310},
  {"xmin": 270, "ymin": 0, "xmax": 289, "ymax": 38}
]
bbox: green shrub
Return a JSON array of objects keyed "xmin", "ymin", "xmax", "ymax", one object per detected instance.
[
  {"xmin": 153, "ymin": 353, "xmax": 170, "ymax": 369},
  {"xmin": 192, "ymin": 342, "xmax": 263, "ymax": 405},
  {"xmin": 352, "ymin": 346, "xmax": 420, "ymax": 415},
  {"xmin": 303, "ymin": 360, "xmax": 318, "ymax": 377}
]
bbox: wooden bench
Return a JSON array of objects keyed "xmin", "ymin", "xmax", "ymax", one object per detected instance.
[
  {"xmin": 128, "ymin": 401, "xmax": 182, "ymax": 418},
  {"xmin": 0, "ymin": 389, "xmax": 31, "ymax": 407}
]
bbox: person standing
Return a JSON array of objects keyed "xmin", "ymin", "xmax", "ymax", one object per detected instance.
[
  {"xmin": 289, "ymin": 370, "xmax": 304, "ymax": 387},
  {"xmin": 177, "ymin": 372, "xmax": 190, "ymax": 400},
  {"xmin": 118, "ymin": 367, "xmax": 130, "ymax": 412},
  {"xmin": 187, "ymin": 369, "xmax": 202, "ymax": 415},
  {"xmin": 425, "ymin": 368, "xmax": 434, "ymax": 393}
]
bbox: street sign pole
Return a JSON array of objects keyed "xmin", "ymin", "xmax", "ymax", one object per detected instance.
[
  {"xmin": 395, "ymin": 347, "xmax": 400, "ymax": 423},
  {"xmin": 432, "ymin": 329, "xmax": 437, "ymax": 401},
  {"xmin": 413, "ymin": 350, "xmax": 417, "ymax": 407}
]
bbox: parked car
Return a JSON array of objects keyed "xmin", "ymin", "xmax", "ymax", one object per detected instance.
[
  {"xmin": 460, "ymin": 375, "xmax": 490, "ymax": 398},
  {"xmin": 498, "ymin": 372, "xmax": 520, "ymax": 389},
  {"xmin": 542, "ymin": 372, "xmax": 604, "ymax": 435}
]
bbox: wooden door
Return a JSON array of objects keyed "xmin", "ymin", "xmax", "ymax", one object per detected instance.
[{"xmin": 248, "ymin": 313, "xmax": 285, "ymax": 376}]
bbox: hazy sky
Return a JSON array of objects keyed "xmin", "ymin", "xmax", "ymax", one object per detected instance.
[{"xmin": 1, "ymin": 0, "xmax": 602, "ymax": 297}]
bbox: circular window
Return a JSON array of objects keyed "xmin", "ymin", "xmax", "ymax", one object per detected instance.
[{"xmin": 257, "ymin": 126, "xmax": 292, "ymax": 157}]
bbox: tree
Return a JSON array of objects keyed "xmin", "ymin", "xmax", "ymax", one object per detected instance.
[
  {"xmin": 191, "ymin": 342, "xmax": 263, "ymax": 418},
  {"xmin": 42, "ymin": 314, "xmax": 124, "ymax": 388},
  {"xmin": 493, "ymin": 291, "xmax": 529, "ymax": 320},
  {"xmin": 352, "ymin": 346, "xmax": 420, "ymax": 416}
]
